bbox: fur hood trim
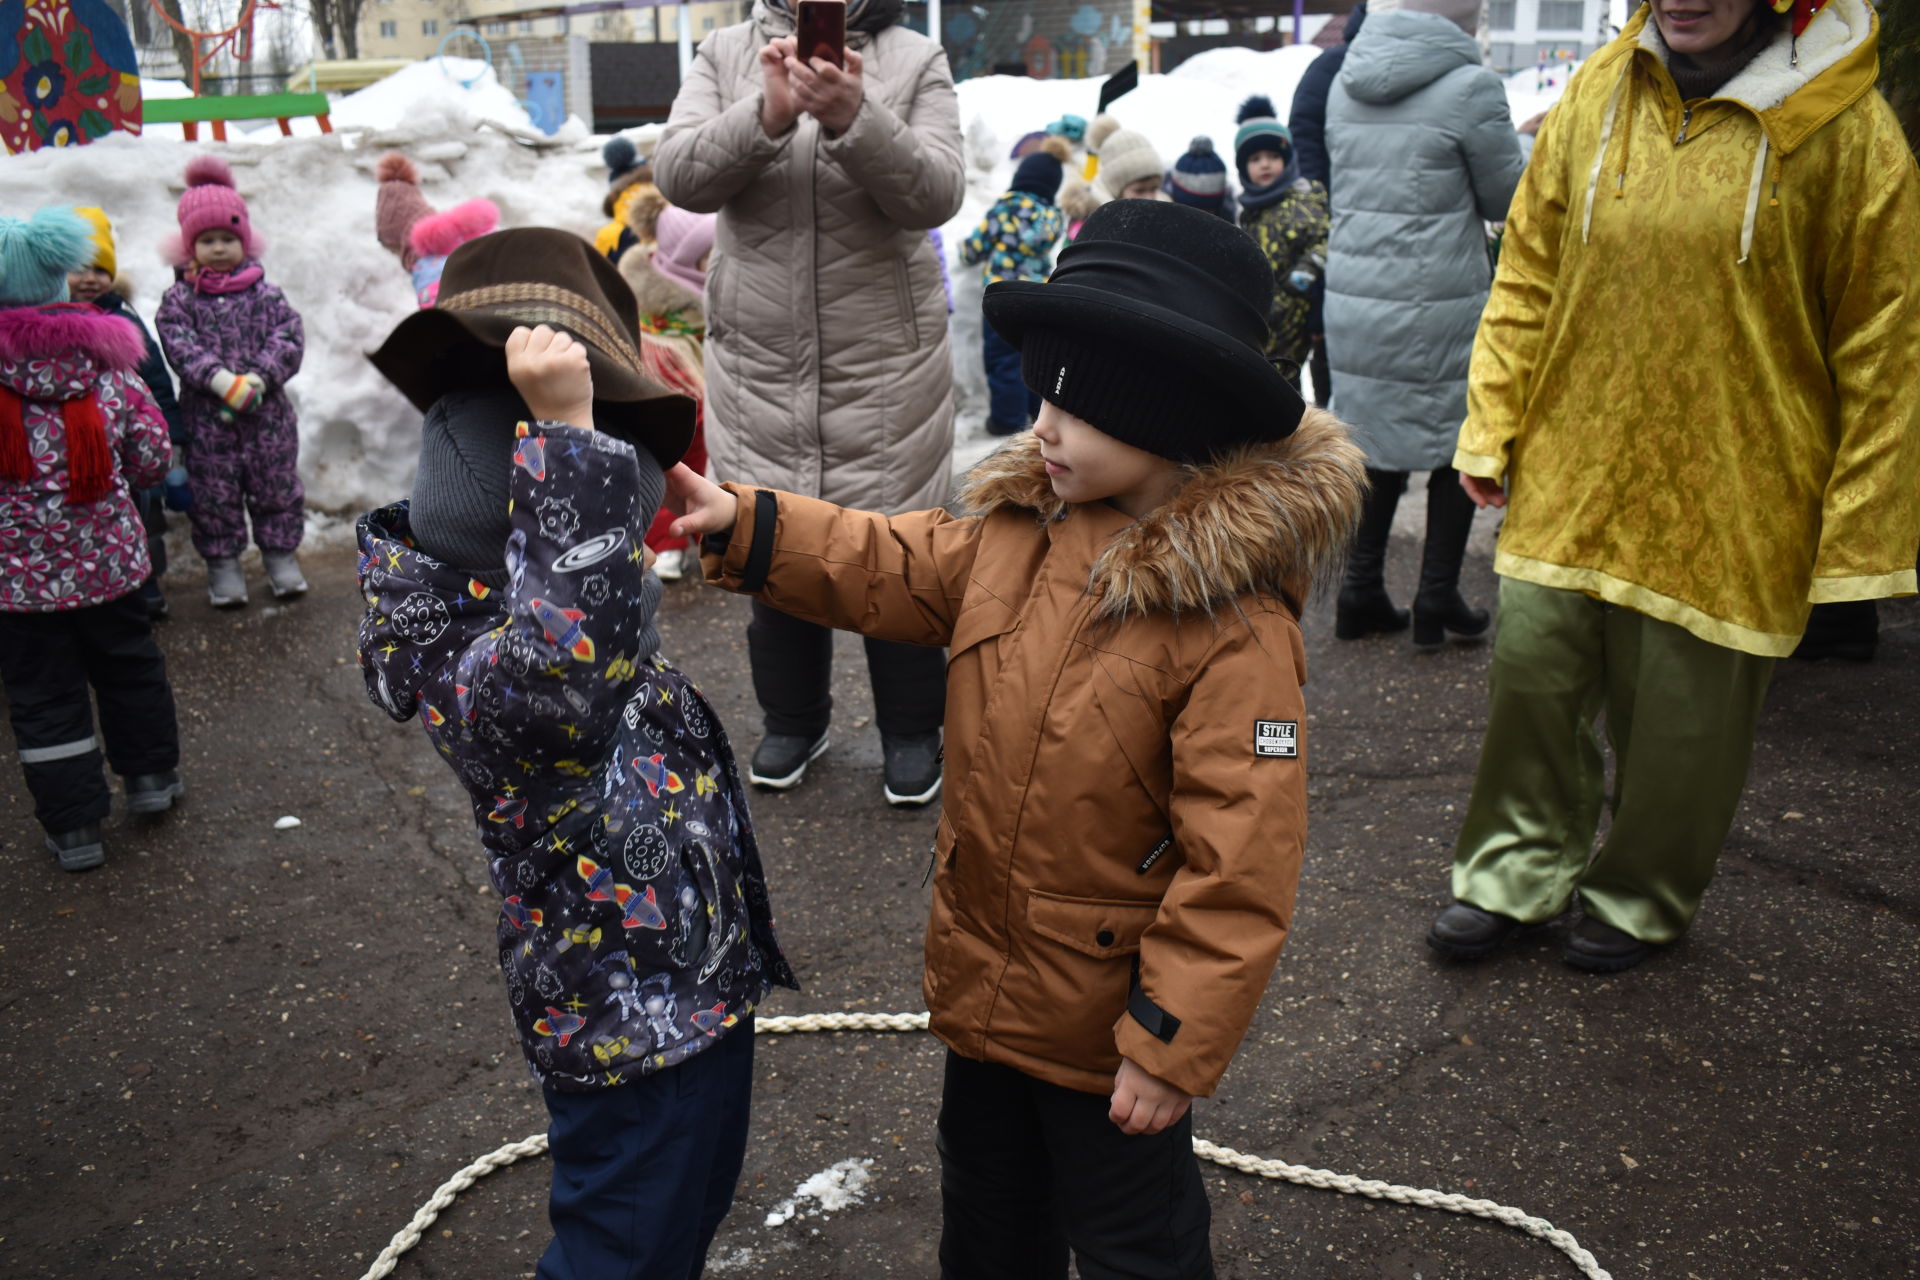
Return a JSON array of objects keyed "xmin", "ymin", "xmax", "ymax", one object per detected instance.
[
  {"xmin": 0, "ymin": 303, "xmax": 148, "ymax": 372},
  {"xmin": 602, "ymin": 166, "xmax": 653, "ymax": 219},
  {"xmin": 618, "ymin": 248, "xmax": 704, "ymax": 323},
  {"xmin": 960, "ymin": 409, "xmax": 1366, "ymax": 617}
]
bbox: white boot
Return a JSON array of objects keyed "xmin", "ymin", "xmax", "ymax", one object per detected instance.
[
  {"xmin": 206, "ymin": 556, "xmax": 248, "ymax": 608},
  {"xmin": 262, "ymin": 550, "xmax": 308, "ymax": 599}
]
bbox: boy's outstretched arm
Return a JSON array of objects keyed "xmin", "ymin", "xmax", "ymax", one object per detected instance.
[{"xmin": 666, "ymin": 467, "xmax": 981, "ymax": 649}]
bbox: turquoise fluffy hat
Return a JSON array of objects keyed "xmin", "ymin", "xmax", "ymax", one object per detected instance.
[{"xmin": 0, "ymin": 207, "xmax": 94, "ymax": 307}]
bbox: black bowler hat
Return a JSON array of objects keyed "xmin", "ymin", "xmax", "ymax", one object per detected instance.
[
  {"xmin": 369, "ymin": 227, "xmax": 695, "ymax": 467},
  {"xmin": 982, "ymin": 199, "xmax": 1304, "ymax": 462}
]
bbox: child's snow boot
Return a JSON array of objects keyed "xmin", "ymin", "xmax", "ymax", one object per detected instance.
[
  {"xmin": 206, "ymin": 557, "xmax": 248, "ymax": 608},
  {"xmin": 262, "ymin": 550, "xmax": 308, "ymax": 600},
  {"xmin": 45, "ymin": 822, "xmax": 105, "ymax": 872}
]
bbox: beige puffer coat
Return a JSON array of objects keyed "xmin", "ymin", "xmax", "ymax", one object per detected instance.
[{"xmin": 654, "ymin": 3, "xmax": 965, "ymax": 514}]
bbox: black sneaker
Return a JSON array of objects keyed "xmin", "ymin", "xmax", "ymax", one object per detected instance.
[
  {"xmin": 125, "ymin": 770, "xmax": 185, "ymax": 815},
  {"xmin": 45, "ymin": 823, "xmax": 105, "ymax": 872},
  {"xmin": 1425, "ymin": 900, "xmax": 1521, "ymax": 958},
  {"xmin": 882, "ymin": 732, "xmax": 942, "ymax": 808},
  {"xmin": 749, "ymin": 731, "xmax": 829, "ymax": 790}
]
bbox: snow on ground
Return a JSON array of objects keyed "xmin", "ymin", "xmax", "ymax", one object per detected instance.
[
  {"xmin": 762, "ymin": 1157, "xmax": 875, "ymax": 1227},
  {"xmin": 2, "ymin": 46, "xmax": 1581, "ymax": 513}
]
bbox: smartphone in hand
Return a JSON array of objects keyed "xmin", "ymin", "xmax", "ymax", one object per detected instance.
[{"xmin": 796, "ymin": 0, "xmax": 846, "ymax": 69}]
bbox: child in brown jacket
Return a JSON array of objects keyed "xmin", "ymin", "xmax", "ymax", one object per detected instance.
[{"xmin": 669, "ymin": 200, "xmax": 1364, "ymax": 1277}]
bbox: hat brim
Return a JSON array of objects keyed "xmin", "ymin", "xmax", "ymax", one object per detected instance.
[
  {"xmin": 983, "ymin": 280, "xmax": 1304, "ymax": 430},
  {"xmin": 368, "ymin": 308, "xmax": 695, "ymax": 468}
]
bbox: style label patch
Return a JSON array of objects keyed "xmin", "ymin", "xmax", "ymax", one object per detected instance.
[{"xmin": 1254, "ymin": 720, "xmax": 1298, "ymax": 758}]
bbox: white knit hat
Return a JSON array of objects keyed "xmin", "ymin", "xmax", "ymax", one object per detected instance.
[{"xmin": 1090, "ymin": 125, "xmax": 1164, "ymax": 202}]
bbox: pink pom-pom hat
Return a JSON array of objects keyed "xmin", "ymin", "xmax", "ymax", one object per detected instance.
[
  {"xmin": 651, "ymin": 206, "xmax": 715, "ymax": 296},
  {"xmin": 409, "ymin": 199, "xmax": 500, "ymax": 260},
  {"xmin": 167, "ymin": 154, "xmax": 258, "ymax": 265}
]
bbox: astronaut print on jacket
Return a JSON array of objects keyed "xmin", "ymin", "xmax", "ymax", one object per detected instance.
[{"xmin": 356, "ymin": 421, "xmax": 795, "ymax": 1091}]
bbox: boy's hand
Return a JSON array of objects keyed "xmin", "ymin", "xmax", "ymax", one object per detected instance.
[
  {"xmin": 664, "ymin": 463, "xmax": 741, "ymax": 542},
  {"xmin": 506, "ymin": 325, "xmax": 594, "ymax": 431},
  {"xmin": 1109, "ymin": 1057, "xmax": 1192, "ymax": 1136},
  {"xmin": 1459, "ymin": 471, "xmax": 1507, "ymax": 510}
]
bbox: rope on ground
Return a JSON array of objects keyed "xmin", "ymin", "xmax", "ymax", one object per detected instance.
[{"xmin": 357, "ymin": 1011, "xmax": 1612, "ymax": 1280}]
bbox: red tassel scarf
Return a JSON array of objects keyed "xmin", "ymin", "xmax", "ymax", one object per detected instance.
[{"xmin": 0, "ymin": 386, "xmax": 116, "ymax": 505}]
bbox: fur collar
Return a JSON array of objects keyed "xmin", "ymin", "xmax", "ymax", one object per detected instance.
[
  {"xmin": 619, "ymin": 251, "xmax": 704, "ymax": 326},
  {"xmin": 960, "ymin": 409, "xmax": 1366, "ymax": 618},
  {"xmin": 0, "ymin": 303, "xmax": 148, "ymax": 372}
]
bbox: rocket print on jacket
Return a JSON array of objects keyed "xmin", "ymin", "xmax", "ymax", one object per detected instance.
[{"xmin": 356, "ymin": 421, "xmax": 795, "ymax": 1092}]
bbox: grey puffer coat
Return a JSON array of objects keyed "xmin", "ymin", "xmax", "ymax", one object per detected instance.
[
  {"xmin": 1323, "ymin": 9, "xmax": 1524, "ymax": 471},
  {"xmin": 654, "ymin": 2, "xmax": 964, "ymax": 514}
]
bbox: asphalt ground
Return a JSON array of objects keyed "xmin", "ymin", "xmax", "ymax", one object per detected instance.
[{"xmin": 1, "ymin": 522, "xmax": 1915, "ymax": 1280}]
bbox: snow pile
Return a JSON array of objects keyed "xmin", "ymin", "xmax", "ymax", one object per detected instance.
[
  {"xmin": 762, "ymin": 1157, "xmax": 875, "ymax": 1227},
  {"xmin": 6, "ymin": 122, "xmax": 615, "ymax": 510},
  {"xmin": 1, "ymin": 41, "xmax": 1588, "ymax": 513}
]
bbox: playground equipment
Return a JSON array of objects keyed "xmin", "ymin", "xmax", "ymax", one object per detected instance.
[
  {"xmin": 138, "ymin": 0, "xmax": 332, "ymax": 140},
  {"xmin": 1, "ymin": 0, "xmax": 145, "ymax": 153}
]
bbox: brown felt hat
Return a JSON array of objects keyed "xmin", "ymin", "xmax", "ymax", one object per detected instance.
[{"xmin": 369, "ymin": 227, "xmax": 694, "ymax": 467}]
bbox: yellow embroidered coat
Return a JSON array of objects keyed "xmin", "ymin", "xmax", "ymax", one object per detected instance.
[{"xmin": 1455, "ymin": 0, "xmax": 1920, "ymax": 657}]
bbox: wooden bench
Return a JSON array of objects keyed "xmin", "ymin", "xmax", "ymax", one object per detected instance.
[{"xmin": 141, "ymin": 91, "xmax": 333, "ymax": 142}]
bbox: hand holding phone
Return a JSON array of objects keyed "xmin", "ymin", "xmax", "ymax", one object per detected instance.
[
  {"xmin": 795, "ymin": 0, "xmax": 845, "ymax": 69},
  {"xmin": 784, "ymin": 37, "xmax": 864, "ymax": 134}
]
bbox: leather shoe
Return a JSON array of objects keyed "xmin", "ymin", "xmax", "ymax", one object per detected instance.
[
  {"xmin": 1562, "ymin": 917, "xmax": 1654, "ymax": 973},
  {"xmin": 1425, "ymin": 900, "xmax": 1521, "ymax": 958}
]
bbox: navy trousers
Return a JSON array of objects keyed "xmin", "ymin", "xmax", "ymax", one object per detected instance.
[
  {"xmin": 536, "ymin": 1019, "xmax": 756, "ymax": 1280},
  {"xmin": 0, "ymin": 591, "xmax": 180, "ymax": 833},
  {"xmin": 936, "ymin": 1051, "xmax": 1214, "ymax": 1280},
  {"xmin": 982, "ymin": 313, "xmax": 1039, "ymax": 431}
]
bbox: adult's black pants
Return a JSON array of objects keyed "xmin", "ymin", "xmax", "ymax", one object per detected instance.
[
  {"xmin": 746, "ymin": 598, "xmax": 946, "ymax": 739},
  {"xmin": 0, "ymin": 591, "xmax": 180, "ymax": 833},
  {"xmin": 937, "ymin": 1051, "xmax": 1215, "ymax": 1280}
]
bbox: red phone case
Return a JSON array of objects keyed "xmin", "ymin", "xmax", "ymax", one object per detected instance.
[{"xmin": 796, "ymin": 0, "xmax": 846, "ymax": 69}]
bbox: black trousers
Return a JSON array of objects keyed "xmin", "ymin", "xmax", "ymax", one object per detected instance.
[
  {"xmin": 937, "ymin": 1052, "xmax": 1215, "ymax": 1280},
  {"xmin": 0, "ymin": 591, "xmax": 180, "ymax": 833},
  {"xmin": 747, "ymin": 598, "xmax": 946, "ymax": 739}
]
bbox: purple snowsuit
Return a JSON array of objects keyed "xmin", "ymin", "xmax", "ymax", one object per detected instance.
[{"xmin": 155, "ymin": 270, "xmax": 305, "ymax": 558}]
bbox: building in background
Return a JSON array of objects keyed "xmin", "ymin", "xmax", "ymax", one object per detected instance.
[
  {"xmin": 1485, "ymin": 0, "xmax": 1609, "ymax": 70},
  {"xmin": 357, "ymin": 0, "xmax": 748, "ymax": 64}
]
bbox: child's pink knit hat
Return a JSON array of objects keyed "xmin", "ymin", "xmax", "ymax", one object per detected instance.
[
  {"xmin": 651, "ymin": 206, "xmax": 714, "ymax": 296},
  {"xmin": 165, "ymin": 155, "xmax": 258, "ymax": 265}
]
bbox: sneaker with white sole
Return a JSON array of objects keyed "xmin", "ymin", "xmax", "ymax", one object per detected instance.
[
  {"xmin": 749, "ymin": 731, "xmax": 829, "ymax": 790},
  {"xmin": 653, "ymin": 547, "xmax": 689, "ymax": 582},
  {"xmin": 882, "ymin": 732, "xmax": 942, "ymax": 807},
  {"xmin": 206, "ymin": 556, "xmax": 248, "ymax": 608},
  {"xmin": 262, "ymin": 549, "xmax": 307, "ymax": 599}
]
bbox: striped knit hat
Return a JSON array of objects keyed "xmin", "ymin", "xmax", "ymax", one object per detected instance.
[
  {"xmin": 1233, "ymin": 95, "xmax": 1293, "ymax": 185},
  {"xmin": 1167, "ymin": 137, "xmax": 1229, "ymax": 216}
]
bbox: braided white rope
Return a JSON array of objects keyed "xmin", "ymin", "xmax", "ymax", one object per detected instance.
[{"xmin": 358, "ymin": 1012, "xmax": 1611, "ymax": 1280}]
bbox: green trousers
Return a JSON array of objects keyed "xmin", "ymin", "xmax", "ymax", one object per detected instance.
[{"xmin": 1451, "ymin": 579, "xmax": 1775, "ymax": 944}]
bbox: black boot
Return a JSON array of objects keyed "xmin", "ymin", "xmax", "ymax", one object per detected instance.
[
  {"xmin": 1335, "ymin": 468, "xmax": 1410, "ymax": 640},
  {"xmin": 1412, "ymin": 467, "xmax": 1490, "ymax": 650}
]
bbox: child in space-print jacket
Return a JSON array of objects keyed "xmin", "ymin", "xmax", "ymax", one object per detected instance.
[{"xmin": 356, "ymin": 411, "xmax": 794, "ymax": 1091}]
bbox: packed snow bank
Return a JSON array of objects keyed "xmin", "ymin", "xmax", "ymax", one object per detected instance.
[
  {"xmin": 3, "ymin": 44, "xmax": 1583, "ymax": 513},
  {"xmin": 7, "ymin": 124, "xmax": 616, "ymax": 511}
]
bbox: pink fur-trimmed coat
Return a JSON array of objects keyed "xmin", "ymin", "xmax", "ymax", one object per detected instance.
[{"xmin": 0, "ymin": 304, "xmax": 170, "ymax": 612}]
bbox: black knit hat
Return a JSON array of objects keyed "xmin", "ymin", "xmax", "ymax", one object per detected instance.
[
  {"xmin": 982, "ymin": 200, "xmax": 1304, "ymax": 462},
  {"xmin": 1010, "ymin": 150, "xmax": 1065, "ymax": 202}
]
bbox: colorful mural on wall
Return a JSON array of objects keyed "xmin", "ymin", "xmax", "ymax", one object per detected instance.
[
  {"xmin": 942, "ymin": 0, "xmax": 1134, "ymax": 81},
  {"xmin": 0, "ymin": 0, "xmax": 143, "ymax": 154}
]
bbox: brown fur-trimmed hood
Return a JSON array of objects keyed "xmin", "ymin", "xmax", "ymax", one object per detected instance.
[{"xmin": 959, "ymin": 408, "xmax": 1365, "ymax": 617}]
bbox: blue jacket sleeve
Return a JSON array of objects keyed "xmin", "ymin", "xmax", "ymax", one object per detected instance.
[{"xmin": 427, "ymin": 423, "xmax": 659, "ymax": 766}]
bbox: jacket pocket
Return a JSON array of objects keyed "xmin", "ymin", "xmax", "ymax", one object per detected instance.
[
  {"xmin": 1027, "ymin": 890, "xmax": 1161, "ymax": 959},
  {"xmin": 892, "ymin": 257, "xmax": 921, "ymax": 351},
  {"xmin": 948, "ymin": 598, "xmax": 1019, "ymax": 659}
]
